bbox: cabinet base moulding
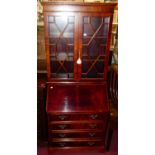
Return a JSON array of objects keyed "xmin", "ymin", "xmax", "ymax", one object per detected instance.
[{"xmin": 48, "ymin": 146, "xmax": 105, "ymax": 153}]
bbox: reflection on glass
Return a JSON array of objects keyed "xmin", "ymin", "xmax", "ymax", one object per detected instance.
[
  {"xmin": 48, "ymin": 15, "xmax": 75, "ymax": 79},
  {"xmin": 82, "ymin": 16, "xmax": 110, "ymax": 78}
]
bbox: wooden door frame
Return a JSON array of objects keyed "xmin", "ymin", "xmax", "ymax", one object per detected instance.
[
  {"xmin": 78, "ymin": 12, "xmax": 114, "ymax": 81},
  {"xmin": 43, "ymin": 12, "xmax": 79, "ymax": 82}
]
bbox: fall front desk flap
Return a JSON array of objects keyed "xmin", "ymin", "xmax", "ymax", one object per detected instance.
[{"xmin": 47, "ymin": 84, "xmax": 109, "ymax": 113}]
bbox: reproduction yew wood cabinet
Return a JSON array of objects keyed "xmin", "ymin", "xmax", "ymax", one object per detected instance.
[{"xmin": 42, "ymin": 2, "xmax": 116, "ymax": 153}]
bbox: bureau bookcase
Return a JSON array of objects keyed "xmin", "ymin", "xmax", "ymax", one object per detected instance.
[{"xmin": 43, "ymin": 2, "xmax": 116, "ymax": 153}]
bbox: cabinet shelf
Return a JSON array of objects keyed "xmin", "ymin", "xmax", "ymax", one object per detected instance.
[
  {"xmin": 82, "ymin": 59, "xmax": 105, "ymax": 61},
  {"xmin": 48, "ymin": 43, "xmax": 74, "ymax": 46},
  {"xmin": 82, "ymin": 36, "xmax": 108, "ymax": 39},
  {"xmin": 51, "ymin": 73, "xmax": 74, "ymax": 79}
]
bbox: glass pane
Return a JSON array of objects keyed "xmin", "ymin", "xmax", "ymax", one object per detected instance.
[
  {"xmin": 82, "ymin": 16, "xmax": 110, "ymax": 79},
  {"xmin": 48, "ymin": 15, "xmax": 75, "ymax": 79}
]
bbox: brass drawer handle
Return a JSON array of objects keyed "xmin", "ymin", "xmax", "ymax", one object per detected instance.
[
  {"xmin": 89, "ymin": 124, "xmax": 97, "ymax": 129},
  {"xmin": 88, "ymin": 142, "xmax": 95, "ymax": 146},
  {"xmin": 59, "ymin": 142, "xmax": 66, "ymax": 147},
  {"xmin": 58, "ymin": 124, "xmax": 67, "ymax": 129},
  {"xmin": 89, "ymin": 114, "xmax": 98, "ymax": 120},
  {"xmin": 88, "ymin": 132, "xmax": 96, "ymax": 137},
  {"xmin": 58, "ymin": 115, "xmax": 67, "ymax": 120},
  {"xmin": 58, "ymin": 133, "xmax": 66, "ymax": 138}
]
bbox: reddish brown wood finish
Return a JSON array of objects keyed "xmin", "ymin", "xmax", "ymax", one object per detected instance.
[
  {"xmin": 43, "ymin": 2, "xmax": 116, "ymax": 81},
  {"xmin": 42, "ymin": 2, "xmax": 116, "ymax": 153},
  {"xmin": 46, "ymin": 84, "xmax": 109, "ymax": 113},
  {"xmin": 50, "ymin": 130, "xmax": 105, "ymax": 138},
  {"xmin": 48, "ymin": 146, "xmax": 105, "ymax": 153},
  {"xmin": 43, "ymin": 2, "xmax": 116, "ymax": 13},
  {"xmin": 46, "ymin": 83, "xmax": 109, "ymax": 151}
]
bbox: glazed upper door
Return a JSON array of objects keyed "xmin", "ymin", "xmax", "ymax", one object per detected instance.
[
  {"xmin": 44, "ymin": 12, "xmax": 78, "ymax": 80},
  {"xmin": 78, "ymin": 13, "xmax": 112, "ymax": 80}
]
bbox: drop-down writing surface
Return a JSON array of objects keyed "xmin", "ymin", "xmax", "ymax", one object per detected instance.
[{"xmin": 47, "ymin": 84, "xmax": 109, "ymax": 113}]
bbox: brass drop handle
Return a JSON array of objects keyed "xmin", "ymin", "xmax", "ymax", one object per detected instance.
[
  {"xmin": 59, "ymin": 133, "xmax": 66, "ymax": 138},
  {"xmin": 89, "ymin": 124, "xmax": 97, "ymax": 129},
  {"xmin": 58, "ymin": 115, "xmax": 67, "ymax": 120},
  {"xmin": 88, "ymin": 142, "xmax": 95, "ymax": 146},
  {"xmin": 89, "ymin": 114, "xmax": 98, "ymax": 120},
  {"xmin": 59, "ymin": 142, "xmax": 66, "ymax": 147},
  {"xmin": 58, "ymin": 124, "xmax": 67, "ymax": 129},
  {"xmin": 88, "ymin": 132, "xmax": 96, "ymax": 137}
]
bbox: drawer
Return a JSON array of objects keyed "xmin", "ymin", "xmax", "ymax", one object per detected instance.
[
  {"xmin": 80, "ymin": 113, "xmax": 108, "ymax": 120},
  {"xmin": 49, "ymin": 122, "xmax": 105, "ymax": 130},
  {"xmin": 49, "ymin": 139, "xmax": 103, "ymax": 147},
  {"xmin": 48, "ymin": 113, "xmax": 108, "ymax": 121},
  {"xmin": 48, "ymin": 114, "xmax": 78, "ymax": 121},
  {"xmin": 50, "ymin": 131, "xmax": 104, "ymax": 138}
]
